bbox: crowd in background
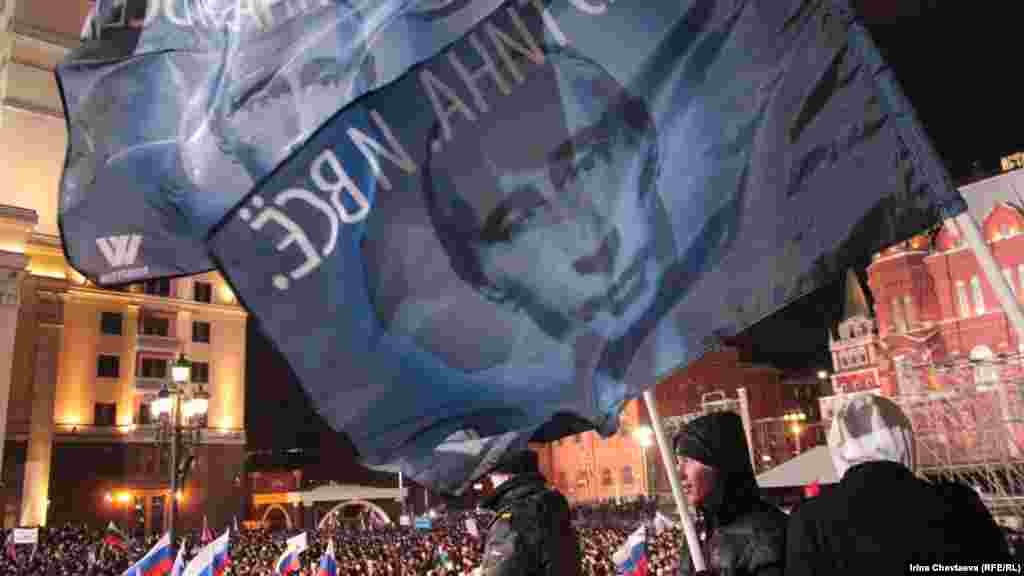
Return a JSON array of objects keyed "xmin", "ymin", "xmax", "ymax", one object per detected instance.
[
  {"xmin": 0, "ymin": 499, "xmax": 680, "ymax": 576},
  {"xmin": 0, "ymin": 497, "xmax": 1020, "ymax": 575}
]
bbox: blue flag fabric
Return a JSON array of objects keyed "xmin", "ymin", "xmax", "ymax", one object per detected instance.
[
  {"xmin": 89, "ymin": 0, "xmax": 963, "ymax": 494},
  {"xmin": 207, "ymin": 0, "xmax": 965, "ymax": 493},
  {"xmin": 57, "ymin": 0, "xmax": 506, "ymax": 284}
]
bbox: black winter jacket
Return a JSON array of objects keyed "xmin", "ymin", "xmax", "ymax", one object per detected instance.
[
  {"xmin": 479, "ymin": 473, "xmax": 580, "ymax": 576},
  {"xmin": 785, "ymin": 461, "xmax": 1010, "ymax": 575},
  {"xmin": 676, "ymin": 412, "xmax": 787, "ymax": 576}
]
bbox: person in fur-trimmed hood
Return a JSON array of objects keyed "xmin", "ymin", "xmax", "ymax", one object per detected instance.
[{"xmin": 785, "ymin": 394, "xmax": 1010, "ymax": 575}]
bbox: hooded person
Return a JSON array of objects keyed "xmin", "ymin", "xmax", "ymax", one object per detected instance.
[
  {"xmin": 477, "ymin": 450, "xmax": 580, "ymax": 576},
  {"xmin": 785, "ymin": 394, "xmax": 1010, "ymax": 575},
  {"xmin": 673, "ymin": 411, "xmax": 787, "ymax": 576}
]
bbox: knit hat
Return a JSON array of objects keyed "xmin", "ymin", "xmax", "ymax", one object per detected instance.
[
  {"xmin": 827, "ymin": 394, "xmax": 915, "ymax": 478},
  {"xmin": 489, "ymin": 449, "xmax": 540, "ymax": 475}
]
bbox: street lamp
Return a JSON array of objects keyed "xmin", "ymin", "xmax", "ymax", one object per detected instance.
[
  {"xmin": 783, "ymin": 412, "xmax": 807, "ymax": 454},
  {"xmin": 631, "ymin": 426, "xmax": 654, "ymax": 498},
  {"xmin": 151, "ymin": 354, "xmax": 208, "ymax": 546}
]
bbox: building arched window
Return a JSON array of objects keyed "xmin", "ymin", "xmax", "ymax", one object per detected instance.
[
  {"xmin": 971, "ymin": 346, "xmax": 999, "ymax": 390},
  {"xmin": 601, "ymin": 468, "xmax": 613, "ymax": 486},
  {"xmin": 894, "ymin": 356, "xmax": 922, "ymax": 396}
]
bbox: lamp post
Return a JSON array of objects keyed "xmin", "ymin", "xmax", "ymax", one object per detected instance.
[
  {"xmin": 783, "ymin": 412, "xmax": 807, "ymax": 455},
  {"xmin": 151, "ymin": 354, "xmax": 209, "ymax": 546},
  {"xmin": 632, "ymin": 426, "xmax": 654, "ymax": 499}
]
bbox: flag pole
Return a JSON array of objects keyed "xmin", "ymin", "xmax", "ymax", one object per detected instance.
[
  {"xmin": 845, "ymin": 7, "xmax": 1023, "ymax": 452},
  {"xmin": 642, "ymin": 389, "xmax": 706, "ymax": 572},
  {"xmin": 955, "ymin": 212, "xmax": 1021, "ymax": 454}
]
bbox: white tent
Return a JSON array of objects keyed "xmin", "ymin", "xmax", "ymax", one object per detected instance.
[{"xmin": 756, "ymin": 446, "xmax": 839, "ymax": 489}]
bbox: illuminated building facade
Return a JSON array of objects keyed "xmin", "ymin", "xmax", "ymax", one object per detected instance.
[{"xmin": 0, "ymin": 0, "xmax": 247, "ymax": 533}]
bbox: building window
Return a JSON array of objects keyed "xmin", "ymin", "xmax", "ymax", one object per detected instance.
[
  {"xmin": 94, "ymin": 403, "xmax": 117, "ymax": 427},
  {"xmin": 575, "ymin": 434, "xmax": 583, "ymax": 444},
  {"xmin": 576, "ymin": 470, "xmax": 588, "ymax": 487},
  {"xmin": 971, "ymin": 346, "xmax": 999, "ymax": 390},
  {"xmin": 957, "ymin": 281, "xmax": 971, "ymax": 319},
  {"xmin": 97, "ymin": 355, "xmax": 120, "ymax": 378},
  {"xmin": 100, "ymin": 312, "xmax": 123, "ymax": 336},
  {"xmin": 559, "ymin": 472, "xmax": 568, "ymax": 490},
  {"xmin": 141, "ymin": 316, "xmax": 170, "ymax": 337},
  {"xmin": 971, "ymin": 275, "xmax": 986, "ymax": 316},
  {"xmin": 891, "ymin": 298, "xmax": 907, "ymax": 333},
  {"xmin": 194, "ymin": 282, "xmax": 213, "ymax": 303},
  {"xmin": 1005, "ymin": 268, "xmax": 1016, "ymax": 295},
  {"xmin": 622, "ymin": 466, "xmax": 634, "ymax": 485},
  {"xmin": 139, "ymin": 358, "xmax": 167, "ymax": 379},
  {"xmin": 192, "ymin": 321, "xmax": 211, "ymax": 344},
  {"xmin": 143, "ymin": 278, "xmax": 172, "ymax": 297},
  {"xmin": 191, "ymin": 361, "xmax": 210, "ymax": 384},
  {"xmin": 601, "ymin": 468, "xmax": 613, "ymax": 486},
  {"xmin": 894, "ymin": 356, "xmax": 921, "ymax": 396}
]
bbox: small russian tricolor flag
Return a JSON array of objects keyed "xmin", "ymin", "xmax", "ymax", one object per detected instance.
[
  {"xmin": 274, "ymin": 547, "xmax": 301, "ymax": 576},
  {"xmin": 121, "ymin": 532, "xmax": 173, "ymax": 576},
  {"xmin": 182, "ymin": 529, "xmax": 230, "ymax": 576},
  {"xmin": 316, "ymin": 540, "xmax": 338, "ymax": 576},
  {"xmin": 612, "ymin": 525, "xmax": 648, "ymax": 576}
]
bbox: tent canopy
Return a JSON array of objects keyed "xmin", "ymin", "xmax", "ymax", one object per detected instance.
[{"xmin": 757, "ymin": 446, "xmax": 839, "ymax": 489}]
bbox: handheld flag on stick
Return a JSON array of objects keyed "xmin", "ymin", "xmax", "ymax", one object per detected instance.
[
  {"xmin": 612, "ymin": 525, "xmax": 648, "ymax": 576},
  {"xmin": 120, "ymin": 532, "xmax": 174, "ymax": 576},
  {"xmin": 182, "ymin": 529, "xmax": 229, "ymax": 576},
  {"xmin": 4, "ymin": 531, "xmax": 15, "ymax": 561},
  {"xmin": 200, "ymin": 516, "xmax": 212, "ymax": 545},
  {"xmin": 105, "ymin": 521, "xmax": 129, "ymax": 550},
  {"xmin": 275, "ymin": 532, "xmax": 308, "ymax": 575},
  {"xmin": 170, "ymin": 545, "xmax": 187, "ymax": 576},
  {"xmin": 316, "ymin": 540, "xmax": 338, "ymax": 576}
]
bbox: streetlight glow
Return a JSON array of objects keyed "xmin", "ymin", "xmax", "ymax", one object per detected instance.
[
  {"xmin": 632, "ymin": 426, "xmax": 654, "ymax": 448},
  {"xmin": 172, "ymin": 353, "xmax": 191, "ymax": 384},
  {"xmin": 817, "ymin": 370, "xmax": 829, "ymax": 380},
  {"xmin": 152, "ymin": 385, "xmax": 172, "ymax": 418}
]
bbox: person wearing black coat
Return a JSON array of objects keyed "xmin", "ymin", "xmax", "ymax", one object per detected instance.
[
  {"xmin": 674, "ymin": 411, "xmax": 787, "ymax": 576},
  {"xmin": 785, "ymin": 394, "xmax": 1011, "ymax": 575},
  {"xmin": 477, "ymin": 450, "xmax": 580, "ymax": 576}
]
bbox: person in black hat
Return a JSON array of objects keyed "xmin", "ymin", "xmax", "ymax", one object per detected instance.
[
  {"xmin": 673, "ymin": 411, "xmax": 786, "ymax": 576},
  {"xmin": 476, "ymin": 450, "xmax": 580, "ymax": 576}
]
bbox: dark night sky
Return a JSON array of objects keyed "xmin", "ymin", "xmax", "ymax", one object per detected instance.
[{"xmin": 245, "ymin": 1, "xmax": 1024, "ymax": 460}]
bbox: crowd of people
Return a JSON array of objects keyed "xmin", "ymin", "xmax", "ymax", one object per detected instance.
[
  {"xmin": 2, "ymin": 396, "xmax": 1023, "ymax": 575},
  {"xmin": 0, "ymin": 501, "xmax": 682, "ymax": 576}
]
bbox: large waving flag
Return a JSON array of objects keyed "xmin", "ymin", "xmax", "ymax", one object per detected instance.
[
  {"xmin": 205, "ymin": 0, "xmax": 965, "ymax": 493},
  {"xmin": 182, "ymin": 529, "xmax": 229, "ymax": 576},
  {"xmin": 57, "ymin": 0, "xmax": 502, "ymax": 285},
  {"xmin": 121, "ymin": 532, "xmax": 174, "ymax": 576},
  {"xmin": 317, "ymin": 539, "xmax": 338, "ymax": 576},
  {"xmin": 612, "ymin": 525, "xmax": 648, "ymax": 576}
]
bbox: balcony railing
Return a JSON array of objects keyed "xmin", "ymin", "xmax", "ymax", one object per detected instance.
[
  {"xmin": 52, "ymin": 423, "xmax": 244, "ymax": 444},
  {"xmin": 134, "ymin": 377, "xmax": 166, "ymax": 394},
  {"xmin": 137, "ymin": 334, "xmax": 179, "ymax": 353}
]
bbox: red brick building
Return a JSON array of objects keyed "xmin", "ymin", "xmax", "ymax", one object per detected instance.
[
  {"xmin": 826, "ymin": 170, "xmax": 1024, "ymax": 471},
  {"xmin": 534, "ymin": 346, "xmax": 784, "ymax": 503}
]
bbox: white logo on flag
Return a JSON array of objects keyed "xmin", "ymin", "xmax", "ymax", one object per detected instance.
[{"xmin": 96, "ymin": 235, "xmax": 142, "ymax": 268}]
